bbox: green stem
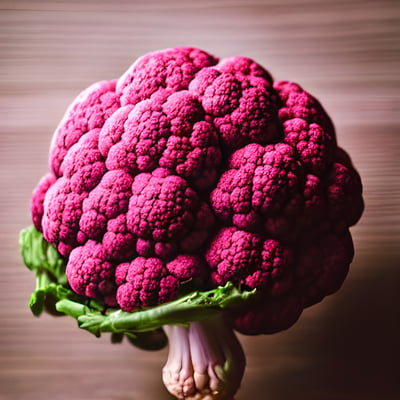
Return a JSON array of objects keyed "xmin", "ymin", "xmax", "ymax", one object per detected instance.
[{"xmin": 55, "ymin": 283, "xmax": 257, "ymax": 338}]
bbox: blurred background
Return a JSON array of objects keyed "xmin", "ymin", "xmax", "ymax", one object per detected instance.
[{"xmin": 1, "ymin": 0, "xmax": 399, "ymax": 399}]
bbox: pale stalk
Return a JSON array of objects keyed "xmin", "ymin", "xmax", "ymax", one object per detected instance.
[{"xmin": 162, "ymin": 314, "xmax": 245, "ymax": 400}]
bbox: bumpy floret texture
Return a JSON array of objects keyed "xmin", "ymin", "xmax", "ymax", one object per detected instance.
[{"xmin": 31, "ymin": 47, "xmax": 363, "ymax": 333}]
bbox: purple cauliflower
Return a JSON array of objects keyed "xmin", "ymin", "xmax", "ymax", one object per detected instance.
[{"xmin": 27, "ymin": 47, "xmax": 363, "ymax": 400}]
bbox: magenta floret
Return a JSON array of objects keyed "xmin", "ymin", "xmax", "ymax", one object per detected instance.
[
  {"xmin": 115, "ymin": 257, "xmax": 179, "ymax": 310},
  {"xmin": 102, "ymin": 213, "xmax": 136, "ymax": 261},
  {"xmin": 66, "ymin": 240, "xmax": 117, "ymax": 307},
  {"xmin": 31, "ymin": 47, "xmax": 363, "ymax": 334},
  {"xmin": 61, "ymin": 128, "xmax": 106, "ymax": 193},
  {"xmin": 79, "ymin": 169, "xmax": 133, "ymax": 240},
  {"xmin": 206, "ymin": 227, "xmax": 293, "ymax": 296},
  {"xmin": 283, "ymin": 118, "xmax": 334, "ymax": 176},
  {"xmin": 189, "ymin": 61, "xmax": 281, "ymax": 149},
  {"xmin": 210, "ymin": 142, "xmax": 304, "ymax": 231},
  {"xmin": 274, "ymin": 80, "xmax": 335, "ymax": 139},
  {"xmin": 41, "ymin": 177, "xmax": 88, "ymax": 256},
  {"xmin": 115, "ymin": 255, "xmax": 205, "ymax": 311},
  {"xmin": 31, "ymin": 173, "xmax": 56, "ymax": 232},
  {"xmin": 116, "ymin": 47, "xmax": 218, "ymax": 106},
  {"xmin": 105, "ymin": 93, "xmax": 171, "ymax": 173},
  {"xmin": 49, "ymin": 80, "xmax": 120, "ymax": 177},
  {"xmin": 126, "ymin": 168, "xmax": 214, "ymax": 259}
]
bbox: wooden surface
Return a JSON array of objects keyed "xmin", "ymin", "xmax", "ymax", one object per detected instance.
[{"xmin": 1, "ymin": 0, "xmax": 399, "ymax": 399}]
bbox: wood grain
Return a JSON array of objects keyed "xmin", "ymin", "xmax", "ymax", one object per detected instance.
[{"xmin": 1, "ymin": 0, "xmax": 399, "ymax": 399}]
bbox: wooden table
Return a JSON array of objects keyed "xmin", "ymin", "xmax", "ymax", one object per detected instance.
[{"xmin": 1, "ymin": 0, "xmax": 399, "ymax": 398}]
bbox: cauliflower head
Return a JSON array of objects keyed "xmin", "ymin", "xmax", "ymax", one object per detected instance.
[{"xmin": 30, "ymin": 47, "xmax": 363, "ymax": 335}]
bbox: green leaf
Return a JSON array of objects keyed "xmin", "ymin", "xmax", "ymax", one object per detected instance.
[
  {"xmin": 20, "ymin": 225, "xmax": 86, "ymax": 316},
  {"xmin": 54, "ymin": 282, "xmax": 257, "ymax": 338},
  {"xmin": 29, "ymin": 289, "xmax": 45, "ymax": 317},
  {"xmin": 20, "ymin": 225, "xmax": 67, "ymax": 284},
  {"xmin": 56, "ymin": 299, "xmax": 92, "ymax": 320}
]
